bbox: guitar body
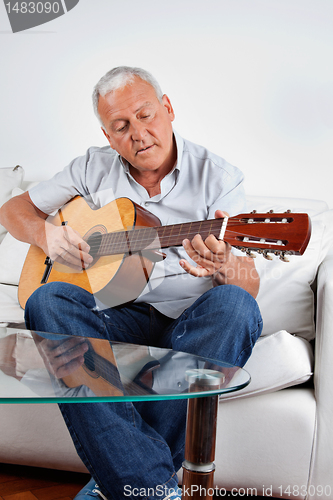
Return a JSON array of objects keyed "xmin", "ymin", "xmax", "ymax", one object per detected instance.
[{"xmin": 18, "ymin": 197, "xmax": 161, "ymax": 309}]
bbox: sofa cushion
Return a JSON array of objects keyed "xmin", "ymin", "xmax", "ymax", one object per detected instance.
[
  {"xmin": 220, "ymin": 330, "xmax": 313, "ymax": 400},
  {"xmin": 0, "ymin": 187, "xmax": 32, "ymax": 287},
  {"xmin": 0, "ymin": 232, "xmax": 30, "ymax": 286},
  {"xmin": 0, "ymin": 166, "xmax": 25, "ymax": 243},
  {"xmin": 0, "ymin": 284, "xmax": 25, "ymax": 325}
]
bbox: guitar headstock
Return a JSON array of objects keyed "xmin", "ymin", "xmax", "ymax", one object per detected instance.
[{"xmin": 225, "ymin": 210, "xmax": 311, "ymax": 261}]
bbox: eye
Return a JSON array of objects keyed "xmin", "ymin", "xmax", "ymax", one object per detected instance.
[
  {"xmin": 139, "ymin": 110, "xmax": 154, "ymax": 121},
  {"xmin": 116, "ymin": 124, "xmax": 127, "ymax": 133}
]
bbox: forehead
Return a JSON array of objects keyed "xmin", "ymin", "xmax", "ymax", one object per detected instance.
[{"xmin": 98, "ymin": 78, "xmax": 159, "ymax": 123}]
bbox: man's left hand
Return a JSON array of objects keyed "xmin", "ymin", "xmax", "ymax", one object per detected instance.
[
  {"xmin": 180, "ymin": 210, "xmax": 260, "ymax": 298},
  {"xmin": 180, "ymin": 210, "xmax": 231, "ymax": 278}
]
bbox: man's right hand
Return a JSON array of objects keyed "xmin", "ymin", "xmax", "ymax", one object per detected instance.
[
  {"xmin": 36, "ymin": 336, "xmax": 89, "ymax": 379},
  {"xmin": 0, "ymin": 191, "xmax": 92, "ymax": 271},
  {"xmin": 44, "ymin": 221, "xmax": 93, "ymax": 271}
]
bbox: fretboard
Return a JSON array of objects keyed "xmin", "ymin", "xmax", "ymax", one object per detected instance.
[{"xmin": 91, "ymin": 219, "xmax": 224, "ymax": 257}]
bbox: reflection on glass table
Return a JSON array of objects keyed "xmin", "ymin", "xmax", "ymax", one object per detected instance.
[
  {"xmin": 0, "ymin": 328, "xmax": 250, "ymax": 402},
  {"xmin": 0, "ymin": 327, "xmax": 251, "ymax": 500}
]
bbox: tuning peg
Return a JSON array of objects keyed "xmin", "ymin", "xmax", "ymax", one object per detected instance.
[
  {"xmin": 251, "ymin": 210, "xmax": 257, "ymax": 214},
  {"xmin": 267, "ymin": 210, "xmax": 274, "ymax": 213},
  {"xmin": 285, "ymin": 210, "xmax": 291, "ymax": 213},
  {"xmin": 263, "ymin": 251, "xmax": 273, "ymax": 260},
  {"xmin": 246, "ymin": 249, "xmax": 256, "ymax": 258},
  {"xmin": 279, "ymin": 252, "xmax": 290, "ymax": 262}
]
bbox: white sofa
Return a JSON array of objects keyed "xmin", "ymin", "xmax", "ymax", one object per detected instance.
[{"xmin": 0, "ymin": 166, "xmax": 333, "ymax": 499}]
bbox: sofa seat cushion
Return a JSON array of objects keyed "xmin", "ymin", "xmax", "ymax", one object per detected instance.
[
  {"xmin": 214, "ymin": 388, "xmax": 316, "ymax": 493},
  {"xmin": 220, "ymin": 330, "xmax": 313, "ymax": 400}
]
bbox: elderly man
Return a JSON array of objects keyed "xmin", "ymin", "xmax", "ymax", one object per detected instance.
[{"xmin": 0, "ymin": 66, "xmax": 262, "ymax": 500}]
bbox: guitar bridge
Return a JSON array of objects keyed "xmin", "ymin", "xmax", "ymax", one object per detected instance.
[
  {"xmin": 40, "ymin": 256, "xmax": 53, "ymax": 284},
  {"xmin": 40, "ymin": 220, "xmax": 67, "ymax": 284}
]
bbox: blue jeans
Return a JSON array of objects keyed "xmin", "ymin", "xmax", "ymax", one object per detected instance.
[{"xmin": 25, "ymin": 282, "xmax": 262, "ymax": 500}]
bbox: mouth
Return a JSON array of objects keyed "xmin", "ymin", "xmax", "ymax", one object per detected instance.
[{"xmin": 136, "ymin": 145, "xmax": 154, "ymax": 155}]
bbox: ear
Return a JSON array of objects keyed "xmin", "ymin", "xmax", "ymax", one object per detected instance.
[
  {"xmin": 101, "ymin": 127, "xmax": 115, "ymax": 150},
  {"xmin": 162, "ymin": 94, "xmax": 175, "ymax": 122}
]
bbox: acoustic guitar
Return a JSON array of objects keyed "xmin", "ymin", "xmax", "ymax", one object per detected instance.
[{"xmin": 18, "ymin": 196, "xmax": 311, "ymax": 310}]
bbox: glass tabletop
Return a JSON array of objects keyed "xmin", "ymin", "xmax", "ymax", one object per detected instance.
[{"xmin": 0, "ymin": 327, "xmax": 250, "ymax": 403}]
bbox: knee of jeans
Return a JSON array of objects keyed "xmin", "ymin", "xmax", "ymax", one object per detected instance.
[
  {"xmin": 208, "ymin": 284, "xmax": 257, "ymax": 308},
  {"xmin": 210, "ymin": 285, "xmax": 262, "ymax": 327},
  {"xmin": 25, "ymin": 282, "xmax": 78, "ymax": 315}
]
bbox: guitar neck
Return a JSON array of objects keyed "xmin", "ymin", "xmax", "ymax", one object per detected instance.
[
  {"xmin": 88, "ymin": 212, "xmax": 311, "ymax": 259},
  {"xmin": 94, "ymin": 219, "xmax": 223, "ymax": 257}
]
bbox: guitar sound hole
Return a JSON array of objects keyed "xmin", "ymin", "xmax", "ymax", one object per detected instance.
[
  {"xmin": 86, "ymin": 232, "xmax": 103, "ymax": 259},
  {"xmin": 84, "ymin": 349, "xmax": 96, "ymax": 372}
]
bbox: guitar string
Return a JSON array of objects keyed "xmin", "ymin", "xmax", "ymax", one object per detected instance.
[
  {"xmin": 77, "ymin": 354, "xmax": 166, "ymax": 397},
  {"xmin": 86, "ymin": 221, "xmax": 288, "ymax": 247},
  {"xmin": 85, "ymin": 225, "xmax": 286, "ymax": 254},
  {"xmin": 78, "ymin": 354, "xmax": 215, "ymax": 397},
  {"xmin": 78, "ymin": 348, "xmax": 149, "ymax": 396},
  {"xmin": 87, "ymin": 219, "xmax": 292, "ymax": 253},
  {"xmin": 82, "ymin": 214, "xmax": 297, "ymax": 255}
]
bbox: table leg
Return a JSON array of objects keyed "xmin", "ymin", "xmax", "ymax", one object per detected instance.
[{"xmin": 182, "ymin": 393, "xmax": 219, "ymax": 500}]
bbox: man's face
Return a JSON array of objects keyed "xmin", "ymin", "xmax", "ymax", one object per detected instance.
[{"xmin": 98, "ymin": 77, "xmax": 176, "ymax": 174}]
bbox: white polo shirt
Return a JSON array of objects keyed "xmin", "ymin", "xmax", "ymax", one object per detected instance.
[{"xmin": 29, "ymin": 131, "xmax": 246, "ymax": 318}]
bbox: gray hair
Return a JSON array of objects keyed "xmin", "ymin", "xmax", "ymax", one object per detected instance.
[{"xmin": 92, "ymin": 66, "xmax": 164, "ymax": 127}]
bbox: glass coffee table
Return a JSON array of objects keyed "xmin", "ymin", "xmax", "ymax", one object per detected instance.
[{"xmin": 0, "ymin": 327, "xmax": 250, "ymax": 499}]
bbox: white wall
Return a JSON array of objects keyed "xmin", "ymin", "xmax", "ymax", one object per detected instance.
[{"xmin": 1, "ymin": 0, "xmax": 332, "ymax": 207}]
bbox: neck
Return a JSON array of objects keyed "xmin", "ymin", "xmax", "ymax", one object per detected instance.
[
  {"xmin": 128, "ymin": 167, "xmax": 164, "ymax": 197},
  {"xmin": 129, "ymin": 135, "xmax": 177, "ymax": 197}
]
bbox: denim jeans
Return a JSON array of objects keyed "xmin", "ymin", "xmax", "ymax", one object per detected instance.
[{"xmin": 25, "ymin": 282, "xmax": 262, "ymax": 500}]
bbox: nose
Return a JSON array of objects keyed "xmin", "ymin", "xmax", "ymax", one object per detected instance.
[{"xmin": 130, "ymin": 120, "xmax": 146, "ymax": 141}]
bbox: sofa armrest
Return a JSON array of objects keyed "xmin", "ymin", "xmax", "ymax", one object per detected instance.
[{"xmin": 307, "ymin": 250, "xmax": 333, "ymax": 497}]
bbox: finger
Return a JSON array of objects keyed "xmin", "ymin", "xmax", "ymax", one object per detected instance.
[
  {"xmin": 55, "ymin": 254, "xmax": 85, "ymax": 272},
  {"xmin": 55, "ymin": 243, "xmax": 92, "ymax": 270},
  {"xmin": 72, "ymin": 228, "xmax": 90, "ymax": 253},
  {"xmin": 50, "ymin": 337, "xmax": 89, "ymax": 358},
  {"xmin": 58, "ymin": 247, "xmax": 92, "ymax": 270},
  {"xmin": 45, "ymin": 224, "xmax": 92, "ymax": 269},
  {"xmin": 204, "ymin": 235, "xmax": 230, "ymax": 259},
  {"xmin": 179, "ymin": 259, "xmax": 210, "ymax": 277},
  {"xmin": 183, "ymin": 236, "xmax": 224, "ymax": 275},
  {"xmin": 41, "ymin": 338, "xmax": 88, "ymax": 372},
  {"xmin": 61, "ymin": 233, "xmax": 93, "ymax": 268},
  {"xmin": 54, "ymin": 355, "xmax": 87, "ymax": 379},
  {"xmin": 183, "ymin": 235, "xmax": 214, "ymax": 264},
  {"xmin": 215, "ymin": 210, "xmax": 229, "ymax": 219}
]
